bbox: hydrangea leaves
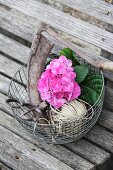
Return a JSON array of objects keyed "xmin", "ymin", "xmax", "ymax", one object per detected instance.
[
  {"xmin": 74, "ymin": 65, "xmax": 89, "ymax": 83},
  {"xmin": 81, "ymin": 73, "xmax": 103, "ymax": 105},
  {"xmin": 59, "ymin": 48, "xmax": 104, "ymax": 105}
]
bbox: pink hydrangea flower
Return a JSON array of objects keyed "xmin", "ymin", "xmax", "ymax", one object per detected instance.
[{"xmin": 38, "ymin": 56, "xmax": 81, "ymax": 108}]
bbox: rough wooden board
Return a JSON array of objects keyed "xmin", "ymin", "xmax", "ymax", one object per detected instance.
[
  {"xmin": 0, "ymin": 109, "xmax": 109, "ymax": 169},
  {"xmin": 0, "ymin": 124, "xmax": 95, "ymax": 170},
  {"xmin": 86, "ymin": 125, "xmax": 113, "ymax": 153},
  {"xmin": 0, "ymin": 6, "xmax": 41, "ymax": 42},
  {"xmin": 56, "ymin": 0, "xmax": 113, "ymax": 25},
  {"xmin": 98, "ymin": 109, "xmax": 113, "ymax": 131},
  {"xmin": 0, "ymin": 92, "xmax": 11, "ymax": 114},
  {"xmin": 104, "ymin": 86, "xmax": 113, "ymax": 111},
  {"xmin": 0, "ymin": 33, "xmax": 30, "ymax": 64},
  {"xmin": 0, "ymin": 54, "xmax": 22, "ymax": 78},
  {"xmin": 0, "ymin": 162, "xmax": 11, "ymax": 170},
  {"xmin": 64, "ymin": 139, "xmax": 110, "ymax": 166},
  {"xmin": 1, "ymin": 0, "xmax": 113, "ymax": 54},
  {"xmin": 0, "ymin": 141, "xmax": 47, "ymax": 170},
  {"xmin": 1, "ymin": 34, "xmax": 113, "ymax": 82},
  {"xmin": 0, "ymin": 74, "xmax": 10, "ymax": 95}
]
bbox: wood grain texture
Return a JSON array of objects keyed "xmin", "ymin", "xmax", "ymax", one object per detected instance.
[
  {"xmin": 98, "ymin": 108, "xmax": 113, "ymax": 131},
  {"xmin": 0, "ymin": 92, "xmax": 11, "ymax": 114},
  {"xmin": 0, "ymin": 123, "xmax": 94, "ymax": 170},
  {"xmin": 86, "ymin": 125, "xmax": 113, "ymax": 153},
  {"xmin": 0, "ymin": 6, "xmax": 41, "ymax": 42},
  {"xmin": 56, "ymin": 0, "xmax": 113, "ymax": 25},
  {"xmin": 0, "ymin": 108, "xmax": 110, "ymax": 169},
  {"xmin": 1, "ymin": 33, "xmax": 113, "ymax": 81},
  {"xmin": 103, "ymin": 86, "xmax": 113, "ymax": 111},
  {"xmin": 0, "ymin": 74, "xmax": 10, "ymax": 95},
  {"xmin": 64, "ymin": 139, "xmax": 110, "ymax": 166},
  {"xmin": 0, "ymin": 33, "xmax": 30, "ymax": 64},
  {"xmin": 0, "ymin": 54, "xmax": 22, "ymax": 78},
  {"xmin": 27, "ymin": 34, "xmax": 54, "ymax": 106},
  {"xmin": 0, "ymin": 162, "xmax": 11, "ymax": 170},
  {"xmin": 1, "ymin": 0, "xmax": 113, "ymax": 54}
]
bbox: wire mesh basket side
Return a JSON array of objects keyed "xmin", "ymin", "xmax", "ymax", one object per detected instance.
[{"xmin": 8, "ymin": 62, "xmax": 104, "ymax": 144}]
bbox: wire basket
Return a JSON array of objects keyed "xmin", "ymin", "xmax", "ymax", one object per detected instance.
[
  {"xmin": 6, "ymin": 26, "xmax": 105, "ymax": 144},
  {"xmin": 7, "ymin": 61, "xmax": 104, "ymax": 144}
]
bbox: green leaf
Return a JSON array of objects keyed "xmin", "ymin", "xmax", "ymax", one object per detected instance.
[
  {"xmin": 59, "ymin": 48, "xmax": 80, "ymax": 66},
  {"xmin": 81, "ymin": 73, "xmax": 103, "ymax": 105},
  {"xmin": 74, "ymin": 65, "xmax": 89, "ymax": 83},
  {"xmin": 81, "ymin": 86, "xmax": 99, "ymax": 105}
]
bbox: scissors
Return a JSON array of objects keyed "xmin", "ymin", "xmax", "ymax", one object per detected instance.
[{"xmin": 6, "ymin": 98, "xmax": 48, "ymax": 121}]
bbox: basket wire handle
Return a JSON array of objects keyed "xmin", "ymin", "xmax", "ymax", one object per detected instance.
[{"xmin": 40, "ymin": 25, "xmax": 113, "ymax": 72}]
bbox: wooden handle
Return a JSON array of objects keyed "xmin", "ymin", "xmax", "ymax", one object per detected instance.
[
  {"xmin": 98, "ymin": 62, "xmax": 113, "ymax": 72},
  {"xmin": 41, "ymin": 27, "xmax": 113, "ymax": 73},
  {"xmin": 27, "ymin": 26, "xmax": 54, "ymax": 106}
]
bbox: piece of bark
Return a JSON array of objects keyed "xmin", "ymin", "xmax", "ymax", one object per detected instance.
[{"xmin": 27, "ymin": 32, "xmax": 54, "ymax": 106}]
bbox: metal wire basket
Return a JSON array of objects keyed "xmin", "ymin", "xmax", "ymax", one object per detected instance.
[
  {"xmin": 6, "ymin": 27, "xmax": 105, "ymax": 144},
  {"xmin": 7, "ymin": 61, "xmax": 104, "ymax": 144}
]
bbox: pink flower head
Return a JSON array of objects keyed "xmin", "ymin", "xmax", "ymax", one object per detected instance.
[{"xmin": 38, "ymin": 56, "xmax": 81, "ymax": 108}]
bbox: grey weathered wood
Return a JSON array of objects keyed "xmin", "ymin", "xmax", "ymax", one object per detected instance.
[
  {"xmin": 65, "ymin": 139, "xmax": 110, "ymax": 166},
  {"xmin": 0, "ymin": 124, "xmax": 94, "ymax": 170},
  {"xmin": 98, "ymin": 108, "xmax": 113, "ymax": 131},
  {"xmin": 104, "ymin": 86, "xmax": 113, "ymax": 111},
  {"xmin": 28, "ymin": 34, "xmax": 54, "ymax": 106},
  {"xmin": 0, "ymin": 162, "xmax": 11, "ymax": 170},
  {"xmin": 0, "ymin": 140, "xmax": 47, "ymax": 170},
  {"xmin": 1, "ymin": 33, "xmax": 113, "ymax": 81},
  {"xmin": 1, "ymin": 0, "xmax": 113, "ymax": 54},
  {"xmin": 56, "ymin": 0, "xmax": 113, "ymax": 25},
  {"xmin": 0, "ymin": 108, "xmax": 110, "ymax": 168},
  {"xmin": 0, "ymin": 6, "xmax": 41, "ymax": 42},
  {"xmin": 0, "ymin": 33, "xmax": 30, "ymax": 64},
  {"xmin": 0, "ymin": 92, "xmax": 11, "ymax": 114},
  {"xmin": 86, "ymin": 125, "xmax": 113, "ymax": 153},
  {"xmin": 0, "ymin": 74, "xmax": 10, "ymax": 95},
  {"xmin": 0, "ymin": 54, "xmax": 22, "ymax": 78}
]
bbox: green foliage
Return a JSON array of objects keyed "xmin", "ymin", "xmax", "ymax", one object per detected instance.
[
  {"xmin": 59, "ymin": 48, "xmax": 80, "ymax": 66},
  {"xmin": 81, "ymin": 73, "xmax": 103, "ymax": 105},
  {"xmin": 74, "ymin": 65, "xmax": 89, "ymax": 83}
]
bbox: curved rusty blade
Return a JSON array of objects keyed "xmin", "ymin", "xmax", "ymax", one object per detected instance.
[{"xmin": 27, "ymin": 30, "xmax": 54, "ymax": 106}]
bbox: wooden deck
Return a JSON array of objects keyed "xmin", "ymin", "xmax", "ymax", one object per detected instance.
[{"xmin": 0, "ymin": 0, "xmax": 113, "ymax": 169}]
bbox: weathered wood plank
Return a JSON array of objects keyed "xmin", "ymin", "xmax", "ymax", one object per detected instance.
[
  {"xmin": 56, "ymin": 0, "xmax": 113, "ymax": 25},
  {"xmin": 0, "ymin": 108, "xmax": 109, "ymax": 168},
  {"xmin": 0, "ymin": 92, "xmax": 11, "ymax": 114},
  {"xmin": 0, "ymin": 141, "xmax": 47, "ymax": 170},
  {"xmin": 64, "ymin": 139, "xmax": 110, "ymax": 166},
  {"xmin": 86, "ymin": 125, "xmax": 113, "ymax": 153},
  {"xmin": 0, "ymin": 123, "xmax": 94, "ymax": 170},
  {"xmin": 104, "ymin": 86, "xmax": 113, "ymax": 112},
  {"xmin": 1, "ymin": 0, "xmax": 113, "ymax": 54},
  {"xmin": 0, "ymin": 5, "xmax": 41, "ymax": 42},
  {"xmin": 1, "ymin": 33, "xmax": 113, "ymax": 82},
  {"xmin": 0, "ymin": 54, "xmax": 22, "ymax": 78},
  {"xmin": 0, "ymin": 34, "xmax": 30, "ymax": 64},
  {"xmin": 0, "ymin": 162, "xmax": 11, "ymax": 170},
  {"xmin": 0, "ymin": 74, "xmax": 10, "ymax": 95},
  {"xmin": 98, "ymin": 109, "xmax": 113, "ymax": 131}
]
